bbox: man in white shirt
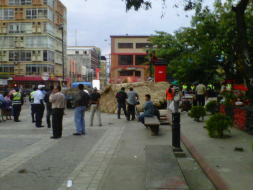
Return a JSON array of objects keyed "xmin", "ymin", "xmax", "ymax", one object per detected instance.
[
  {"xmin": 33, "ymin": 85, "xmax": 45, "ymax": 128},
  {"xmin": 195, "ymin": 82, "xmax": 207, "ymax": 106}
]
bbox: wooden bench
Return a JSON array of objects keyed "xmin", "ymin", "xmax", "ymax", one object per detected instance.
[
  {"xmin": 145, "ymin": 116, "xmax": 160, "ymax": 136},
  {"xmin": 146, "ymin": 145, "xmax": 189, "ymax": 190}
]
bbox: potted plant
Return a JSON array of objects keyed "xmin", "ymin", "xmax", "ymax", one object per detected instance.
[
  {"xmin": 221, "ymin": 91, "xmax": 238, "ymax": 106},
  {"xmin": 189, "ymin": 106, "xmax": 206, "ymax": 122},
  {"xmin": 206, "ymin": 113, "xmax": 233, "ymax": 138},
  {"xmin": 205, "ymin": 100, "xmax": 218, "ymax": 115}
]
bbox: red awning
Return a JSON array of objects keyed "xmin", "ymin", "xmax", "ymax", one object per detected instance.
[
  {"xmin": 233, "ymin": 85, "xmax": 248, "ymax": 91},
  {"xmin": 12, "ymin": 76, "xmax": 70, "ymax": 82}
]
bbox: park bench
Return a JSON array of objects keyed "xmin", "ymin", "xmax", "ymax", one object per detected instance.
[
  {"xmin": 146, "ymin": 145, "xmax": 189, "ymax": 190},
  {"xmin": 145, "ymin": 116, "xmax": 160, "ymax": 136}
]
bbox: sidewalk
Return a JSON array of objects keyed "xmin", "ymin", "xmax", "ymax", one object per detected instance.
[{"xmin": 180, "ymin": 111, "xmax": 253, "ymax": 190}]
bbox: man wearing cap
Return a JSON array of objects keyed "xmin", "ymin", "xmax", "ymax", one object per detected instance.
[
  {"xmin": 29, "ymin": 86, "xmax": 38, "ymax": 123},
  {"xmin": 33, "ymin": 85, "xmax": 45, "ymax": 128},
  {"xmin": 10, "ymin": 88, "xmax": 23, "ymax": 122},
  {"xmin": 90, "ymin": 87, "xmax": 102, "ymax": 126},
  {"xmin": 127, "ymin": 87, "xmax": 139, "ymax": 121}
]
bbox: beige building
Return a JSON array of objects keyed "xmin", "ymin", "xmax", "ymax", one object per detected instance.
[
  {"xmin": 0, "ymin": 0, "xmax": 67, "ymax": 90},
  {"xmin": 110, "ymin": 35, "xmax": 150, "ymax": 83}
]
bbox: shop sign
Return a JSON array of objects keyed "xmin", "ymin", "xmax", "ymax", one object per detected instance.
[
  {"xmin": 42, "ymin": 72, "xmax": 50, "ymax": 81},
  {"xmin": 123, "ymin": 67, "xmax": 137, "ymax": 70},
  {"xmin": 0, "ymin": 79, "xmax": 8, "ymax": 85}
]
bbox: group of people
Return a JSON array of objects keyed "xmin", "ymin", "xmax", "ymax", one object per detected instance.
[{"xmin": 166, "ymin": 80, "xmax": 209, "ymax": 111}]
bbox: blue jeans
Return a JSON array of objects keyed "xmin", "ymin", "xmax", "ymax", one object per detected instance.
[
  {"xmin": 117, "ymin": 103, "xmax": 127, "ymax": 119},
  {"xmin": 138, "ymin": 113, "xmax": 150, "ymax": 124},
  {"xmin": 74, "ymin": 106, "xmax": 86, "ymax": 134}
]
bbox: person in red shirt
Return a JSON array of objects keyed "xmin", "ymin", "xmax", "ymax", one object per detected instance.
[{"xmin": 166, "ymin": 85, "xmax": 174, "ymax": 110}]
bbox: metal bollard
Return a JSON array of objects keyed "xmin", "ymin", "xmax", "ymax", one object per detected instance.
[{"xmin": 172, "ymin": 112, "xmax": 183, "ymax": 152}]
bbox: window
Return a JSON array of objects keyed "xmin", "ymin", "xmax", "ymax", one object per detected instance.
[
  {"xmin": 26, "ymin": 36, "xmax": 54, "ymax": 49},
  {"xmin": 136, "ymin": 43, "xmax": 150, "ymax": 49},
  {"xmin": 26, "ymin": 64, "xmax": 54, "ymax": 75},
  {"xmin": 43, "ymin": 50, "xmax": 54, "ymax": 63},
  {"xmin": 9, "ymin": 51, "xmax": 19, "ymax": 61},
  {"xmin": 9, "ymin": 22, "xmax": 32, "ymax": 33},
  {"xmin": 0, "ymin": 65, "xmax": 14, "ymax": 73},
  {"xmin": 26, "ymin": 8, "xmax": 53, "ymax": 21},
  {"xmin": 75, "ymin": 51, "xmax": 79, "ymax": 54},
  {"xmin": 20, "ymin": 51, "xmax": 31, "ymax": 61},
  {"xmin": 118, "ymin": 43, "xmax": 133, "ymax": 49},
  {"xmin": 120, "ymin": 71, "xmax": 133, "ymax": 76},
  {"xmin": 43, "ymin": 22, "xmax": 55, "ymax": 35},
  {"xmin": 0, "ymin": 9, "xmax": 15, "ymax": 20},
  {"xmin": 0, "ymin": 37, "xmax": 15, "ymax": 48},
  {"xmin": 83, "ymin": 51, "xmax": 87, "ymax": 55},
  {"xmin": 135, "ymin": 55, "xmax": 147, "ymax": 65},
  {"xmin": 43, "ymin": 0, "xmax": 54, "ymax": 8},
  {"xmin": 9, "ymin": 0, "xmax": 31, "ymax": 5},
  {"xmin": 38, "ymin": 8, "xmax": 48, "ymax": 19},
  {"xmin": 135, "ymin": 71, "xmax": 141, "ymax": 77},
  {"xmin": 118, "ymin": 55, "xmax": 133, "ymax": 65}
]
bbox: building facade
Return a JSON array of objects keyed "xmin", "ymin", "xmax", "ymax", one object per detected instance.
[
  {"xmin": 0, "ymin": 0, "xmax": 67, "ymax": 90},
  {"xmin": 67, "ymin": 46, "xmax": 101, "ymax": 82},
  {"xmin": 110, "ymin": 35, "xmax": 150, "ymax": 84}
]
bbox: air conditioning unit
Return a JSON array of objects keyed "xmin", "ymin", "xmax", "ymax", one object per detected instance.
[{"xmin": 14, "ymin": 61, "xmax": 18, "ymax": 65}]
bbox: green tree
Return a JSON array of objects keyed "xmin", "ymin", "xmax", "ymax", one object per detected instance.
[{"xmin": 125, "ymin": 0, "xmax": 253, "ymax": 106}]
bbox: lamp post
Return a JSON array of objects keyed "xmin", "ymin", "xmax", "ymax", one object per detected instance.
[
  {"xmin": 146, "ymin": 45, "xmax": 156, "ymax": 78},
  {"xmin": 59, "ymin": 24, "xmax": 64, "ymax": 85}
]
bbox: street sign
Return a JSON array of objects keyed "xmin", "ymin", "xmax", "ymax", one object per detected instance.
[{"xmin": 0, "ymin": 79, "xmax": 8, "ymax": 85}]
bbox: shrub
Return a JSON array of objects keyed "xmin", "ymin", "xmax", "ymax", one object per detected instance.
[
  {"xmin": 189, "ymin": 106, "xmax": 206, "ymax": 121},
  {"xmin": 205, "ymin": 100, "xmax": 218, "ymax": 115},
  {"xmin": 206, "ymin": 113, "xmax": 233, "ymax": 138}
]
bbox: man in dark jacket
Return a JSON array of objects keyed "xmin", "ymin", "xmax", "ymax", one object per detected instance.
[
  {"xmin": 44, "ymin": 85, "xmax": 54, "ymax": 128},
  {"xmin": 116, "ymin": 87, "xmax": 128, "ymax": 119}
]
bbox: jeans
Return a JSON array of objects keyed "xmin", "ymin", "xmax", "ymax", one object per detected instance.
[
  {"xmin": 127, "ymin": 103, "xmax": 135, "ymax": 120},
  {"xmin": 197, "ymin": 95, "xmax": 205, "ymax": 106},
  {"xmin": 46, "ymin": 108, "xmax": 52, "ymax": 127},
  {"xmin": 117, "ymin": 103, "xmax": 127, "ymax": 119},
  {"xmin": 138, "ymin": 113, "xmax": 151, "ymax": 124},
  {"xmin": 74, "ymin": 106, "xmax": 86, "ymax": 134},
  {"xmin": 52, "ymin": 108, "xmax": 64, "ymax": 138},
  {"xmin": 90, "ymin": 104, "xmax": 101, "ymax": 126}
]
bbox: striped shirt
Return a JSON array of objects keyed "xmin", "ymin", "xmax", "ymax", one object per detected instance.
[{"xmin": 173, "ymin": 86, "xmax": 180, "ymax": 97}]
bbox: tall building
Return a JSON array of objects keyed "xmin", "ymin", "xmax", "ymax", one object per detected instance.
[
  {"xmin": 67, "ymin": 46, "xmax": 101, "ymax": 82},
  {"xmin": 110, "ymin": 35, "xmax": 150, "ymax": 84},
  {"xmin": 0, "ymin": 0, "xmax": 67, "ymax": 90}
]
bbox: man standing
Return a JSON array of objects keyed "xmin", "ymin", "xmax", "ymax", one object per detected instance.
[
  {"xmin": 29, "ymin": 87, "xmax": 38, "ymax": 123},
  {"xmin": 90, "ymin": 87, "xmax": 102, "ymax": 126},
  {"xmin": 116, "ymin": 87, "xmax": 128, "ymax": 119},
  {"xmin": 138, "ymin": 94, "xmax": 154, "ymax": 124},
  {"xmin": 10, "ymin": 88, "xmax": 23, "ymax": 122},
  {"xmin": 49, "ymin": 86, "xmax": 66, "ymax": 139},
  {"xmin": 33, "ymin": 85, "xmax": 45, "ymax": 128},
  {"xmin": 73, "ymin": 84, "xmax": 91, "ymax": 135},
  {"xmin": 127, "ymin": 87, "xmax": 139, "ymax": 121},
  {"xmin": 195, "ymin": 81, "xmax": 207, "ymax": 106},
  {"xmin": 44, "ymin": 85, "xmax": 54, "ymax": 128}
]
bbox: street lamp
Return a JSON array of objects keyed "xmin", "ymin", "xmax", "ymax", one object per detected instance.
[
  {"xmin": 59, "ymin": 24, "xmax": 65, "ymax": 85},
  {"xmin": 146, "ymin": 45, "xmax": 156, "ymax": 78}
]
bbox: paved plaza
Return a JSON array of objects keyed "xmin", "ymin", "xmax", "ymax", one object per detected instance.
[{"xmin": 0, "ymin": 103, "xmax": 234, "ymax": 190}]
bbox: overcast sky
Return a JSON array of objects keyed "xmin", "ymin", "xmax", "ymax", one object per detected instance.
[{"xmin": 61, "ymin": 0, "xmax": 215, "ymax": 56}]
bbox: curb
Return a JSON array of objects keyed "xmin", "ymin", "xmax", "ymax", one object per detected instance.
[{"xmin": 181, "ymin": 132, "xmax": 231, "ymax": 190}]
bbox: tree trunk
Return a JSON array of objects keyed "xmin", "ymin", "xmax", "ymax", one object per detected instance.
[{"xmin": 232, "ymin": 0, "xmax": 253, "ymax": 106}]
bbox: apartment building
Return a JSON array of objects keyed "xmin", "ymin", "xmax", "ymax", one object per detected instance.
[
  {"xmin": 110, "ymin": 35, "xmax": 150, "ymax": 83},
  {"xmin": 67, "ymin": 46, "xmax": 101, "ymax": 82},
  {"xmin": 0, "ymin": 0, "xmax": 67, "ymax": 89}
]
